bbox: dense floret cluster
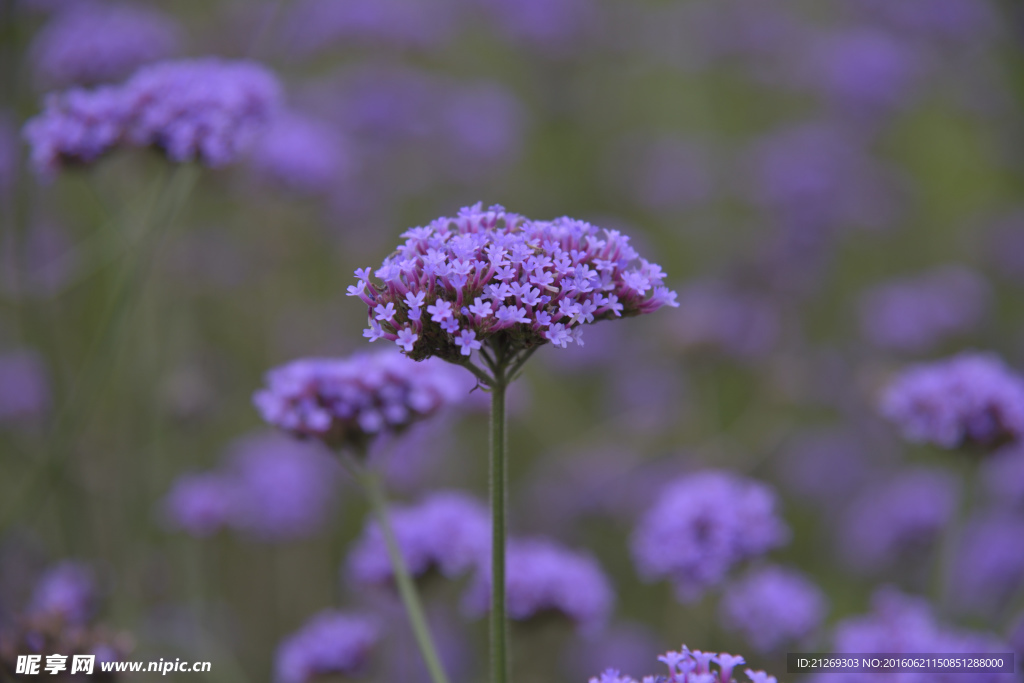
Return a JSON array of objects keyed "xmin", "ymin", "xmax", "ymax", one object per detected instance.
[
  {"xmin": 589, "ymin": 645, "xmax": 777, "ymax": 683},
  {"xmin": 274, "ymin": 611, "xmax": 379, "ymax": 683},
  {"xmin": 351, "ymin": 203, "xmax": 677, "ymax": 364}
]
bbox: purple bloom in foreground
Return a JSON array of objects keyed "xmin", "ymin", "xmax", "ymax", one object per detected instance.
[
  {"xmin": 274, "ymin": 610, "xmax": 379, "ymax": 683},
  {"xmin": 813, "ymin": 588, "xmax": 1011, "ymax": 683},
  {"xmin": 839, "ymin": 468, "xmax": 959, "ymax": 573},
  {"xmin": 0, "ymin": 350, "xmax": 50, "ymax": 422},
  {"xmin": 463, "ymin": 537, "xmax": 614, "ymax": 633},
  {"xmin": 859, "ymin": 266, "xmax": 989, "ymax": 353},
  {"xmin": 589, "ymin": 645, "xmax": 777, "ymax": 683},
  {"xmin": 28, "ymin": 561, "xmax": 96, "ymax": 625},
  {"xmin": 720, "ymin": 565, "xmax": 827, "ymax": 653},
  {"xmin": 880, "ymin": 351, "xmax": 1024, "ymax": 450},
  {"xmin": 249, "ymin": 111, "xmax": 350, "ymax": 194},
  {"xmin": 254, "ymin": 350, "xmax": 464, "ymax": 451},
  {"xmin": 631, "ymin": 470, "xmax": 789, "ymax": 602},
  {"xmin": 24, "ymin": 58, "xmax": 282, "ymax": 177},
  {"xmin": 347, "ymin": 490, "xmax": 488, "ymax": 586},
  {"xmin": 353, "ymin": 203, "xmax": 677, "ymax": 362},
  {"xmin": 29, "ymin": 2, "xmax": 181, "ymax": 87}
]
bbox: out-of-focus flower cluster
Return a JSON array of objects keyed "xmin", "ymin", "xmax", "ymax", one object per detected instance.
[{"xmin": 274, "ymin": 610, "xmax": 379, "ymax": 683}]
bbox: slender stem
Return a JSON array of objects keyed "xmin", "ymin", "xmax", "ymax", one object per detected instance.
[
  {"xmin": 356, "ymin": 467, "xmax": 452, "ymax": 683},
  {"xmin": 489, "ymin": 368, "xmax": 509, "ymax": 683}
]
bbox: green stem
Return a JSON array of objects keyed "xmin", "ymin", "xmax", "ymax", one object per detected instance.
[
  {"xmin": 490, "ymin": 370, "xmax": 509, "ymax": 683},
  {"xmin": 356, "ymin": 468, "xmax": 451, "ymax": 683}
]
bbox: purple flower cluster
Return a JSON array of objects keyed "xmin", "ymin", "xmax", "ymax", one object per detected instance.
[
  {"xmin": 24, "ymin": 58, "xmax": 282, "ymax": 177},
  {"xmin": 589, "ymin": 645, "xmax": 777, "ymax": 683},
  {"xmin": 28, "ymin": 561, "xmax": 96, "ymax": 625},
  {"xmin": 249, "ymin": 111, "xmax": 350, "ymax": 195},
  {"xmin": 253, "ymin": 350, "xmax": 465, "ymax": 451},
  {"xmin": 283, "ymin": 0, "xmax": 460, "ymax": 55},
  {"xmin": 880, "ymin": 351, "xmax": 1024, "ymax": 450},
  {"xmin": 631, "ymin": 471, "xmax": 789, "ymax": 602},
  {"xmin": 668, "ymin": 281, "xmax": 780, "ymax": 360},
  {"xmin": 463, "ymin": 537, "xmax": 614, "ymax": 632},
  {"xmin": 719, "ymin": 565, "xmax": 827, "ymax": 653},
  {"xmin": 859, "ymin": 266, "xmax": 989, "ymax": 352},
  {"xmin": 0, "ymin": 350, "xmax": 50, "ymax": 422},
  {"xmin": 274, "ymin": 610, "xmax": 379, "ymax": 683},
  {"xmin": 839, "ymin": 468, "xmax": 959, "ymax": 572},
  {"xmin": 351, "ymin": 203, "xmax": 678, "ymax": 362},
  {"xmin": 814, "ymin": 588, "xmax": 1012, "ymax": 683},
  {"xmin": 162, "ymin": 433, "xmax": 341, "ymax": 541},
  {"xmin": 951, "ymin": 514, "xmax": 1024, "ymax": 617},
  {"xmin": 472, "ymin": 0, "xmax": 598, "ymax": 54},
  {"xmin": 347, "ymin": 491, "xmax": 489, "ymax": 586},
  {"xmin": 29, "ymin": 2, "xmax": 181, "ymax": 87}
]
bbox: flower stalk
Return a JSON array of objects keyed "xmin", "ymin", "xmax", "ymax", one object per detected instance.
[{"xmin": 489, "ymin": 360, "xmax": 509, "ymax": 683}]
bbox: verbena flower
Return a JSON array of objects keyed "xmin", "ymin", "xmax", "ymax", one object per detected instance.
[
  {"xmin": 162, "ymin": 433, "xmax": 341, "ymax": 541},
  {"xmin": 588, "ymin": 645, "xmax": 778, "ymax": 683},
  {"xmin": 880, "ymin": 351, "xmax": 1024, "ymax": 450},
  {"xmin": 815, "ymin": 588, "xmax": 1011, "ymax": 683},
  {"xmin": 0, "ymin": 350, "xmax": 50, "ymax": 422},
  {"xmin": 839, "ymin": 468, "xmax": 958, "ymax": 573},
  {"xmin": 840, "ymin": 0, "xmax": 994, "ymax": 43},
  {"xmin": 253, "ymin": 351, "xmax": 464, "ymax": 452},
  {"xmin": 951, "ymin": 514, "xmax": 1024, "ymax": 618},
  {"xmin": 463, "ymin": 537, "xmax": 614, "ymax": 633},
  {"xmin": 274, "ymin": 610, "xmax": 379, "ymax": 683},
  {"xmin": 719, "ymin": 565, "xmax": 827, "ymax": 653},
  {"xmin": 24, "ymin": 57, "xmax": 282, "ymax": 177},
  {"xmin": 28, "ymin": 561, "xmax": 96, "ymax": 625},
  {"xmin": 249, "ymin": 111, "xmax": 350, "ymax": 195},
  {"xmin": 631, "ymin": 470, "xmax": 789, "ymax": 602},
  {"xmin": 352, "ymin": 203, "xmax": 677, "ymax": 363},
  {"xmin": 859, "ymin": 266, "xmax": 989, "ymax": 353},
  {"xmin": 29, "ymin": 2, "xmax": 181, "ymax": 87},
  {"xmin": 347, "ymin": 490, "xmax": 489, "ymax": 586}
]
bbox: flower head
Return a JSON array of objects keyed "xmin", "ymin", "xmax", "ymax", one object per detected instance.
[
  {"xmin": 354, "ymin": 203, "xmax": 677, "ymax": 365},
  {"xmin": 880, "ymin": 351, "xmax": 1024, "ymax": 450},
  {"xmin": 274, "ymin": 610, "xmax": 379, "ymax": 683},
  {"xmin": 463, "ymin": 537, "xmax": 614, "ymax": 632},
  {"xmin": 28, "ymin": 561, "xmax": 97, "ymax": 625},
  {"xmin": 719, "ymin": 565, "xmax": 827, "ymax": 653},
  {"xmin": 254, "ymin": 351, "xmax": 464, "ymax": 452},
  {"xmin": 588, "ymin": 646, "xmax": 777, "ymax": 683},
  {"xmin": 347, "ymin": 490, "xmax": 489, "ymax": 586},
  {"xmin": 249, "ymin": 111, "xmax": 350, "ymax": 194},
  {"xmin": 631, "ymin": 470, "xmax": 789, "ymax": 601},
  {"xmin": 24, "ymin": 57, "xmax": 282, "ymax": 177},
  {"xmin": 29, "ymin": 2, "xmax": 181, "ymax": 87}
]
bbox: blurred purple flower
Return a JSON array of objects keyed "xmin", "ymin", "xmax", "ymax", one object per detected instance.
[
  {"xmin": 439, "ymin": 84, "xmax": 525, "ymax": 180},
  {"xmin": 720, "ymin": 565, "xmax": 827, "ymax": 654},
  {"xmin": 747, "ymin": 122, "xmax": 902, "ymax": 232},
  {"xmin": 25, "ymin": 58, "xmax": 282, "ymax": 177},
  {"xmin": 472, "ymin": 0, "xmax": 598, "ymax": 54},
  {"xmin": 0, "ymin": 350, "xmax": 50, "ymax": 423},
  {"xmin": 951, "ymin": 513, "xmax": 1024, "ymax": 617},
  {"xmin": 1, "ymin": 221, "xmax": 79, "ymax": 299},
  {"xmin": 254, "ymin": 350, "xmax": 464, "ymax": 452},
  {"xmin": 981, "ymin": 444, "xmax": 1024, "ymax": 510},
  {"xmin": 28, "ymin": 561, "xmax": 96, "ymax": 625},
  {"xmin": 29, "ymin": 2, "xmax": 181, "ymax": 88},
  {"xmin": 631, "ymin": 470, "xmax": 789, "ymax": 602},
  {"xmin": 588, "ymin": 645, "xmax": 776, "ymax": 683},
  {"xmin": 815, "ymin": 588, "xmax": 1011, "ymax": 683},
  {"xmin": 880, "ymin": 351, "xmax": 1024, "ymax": 450},
  {"xmin": 562, "ymin": 622, "xmax": 662, "ymax": 682},
  {"xmin": 161, "ymin": 472, "xmax": 235, "ymax": 537},
  {"xmin": 249, "ymin": 111, "xmax": 351, "ymax": 195},
  {"xmin": 274, "ymin": 610, "xmax": 379, "ymax": 683},
  {"xmin": 354, "ymin": 203, "xmax": 678, "ymax": 361},
  {"xmin": 808, "ymin": 28, "xmax": 923, "ymax": 121},
  {"xmin": 283, "ymin": 0, "xmax": 460, "ymax": 56},
  {"xmin": 776, "ymin": 430, "xmax": 874, "ymax": 507},
  {"xmin": 841, "ymin": 0, "xmax": 995, "ymax": 43},
  {"xmin": 347, "ymin": 490, "xmax": 488, "ymax": 586},
  {"xmin": 859, "ymin": 266, "xmax": 989, "ymax": 353},
  {"xmin": 463, "ymin": 537, "xmax": 614, "ymax": 633},
  {"xmin": 668, "ymin": 281, "xmax": 780, "ymax": 360},
  {"xmin": 839, "ymin": 468, "xmax": 958, "ymax": 573}
]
